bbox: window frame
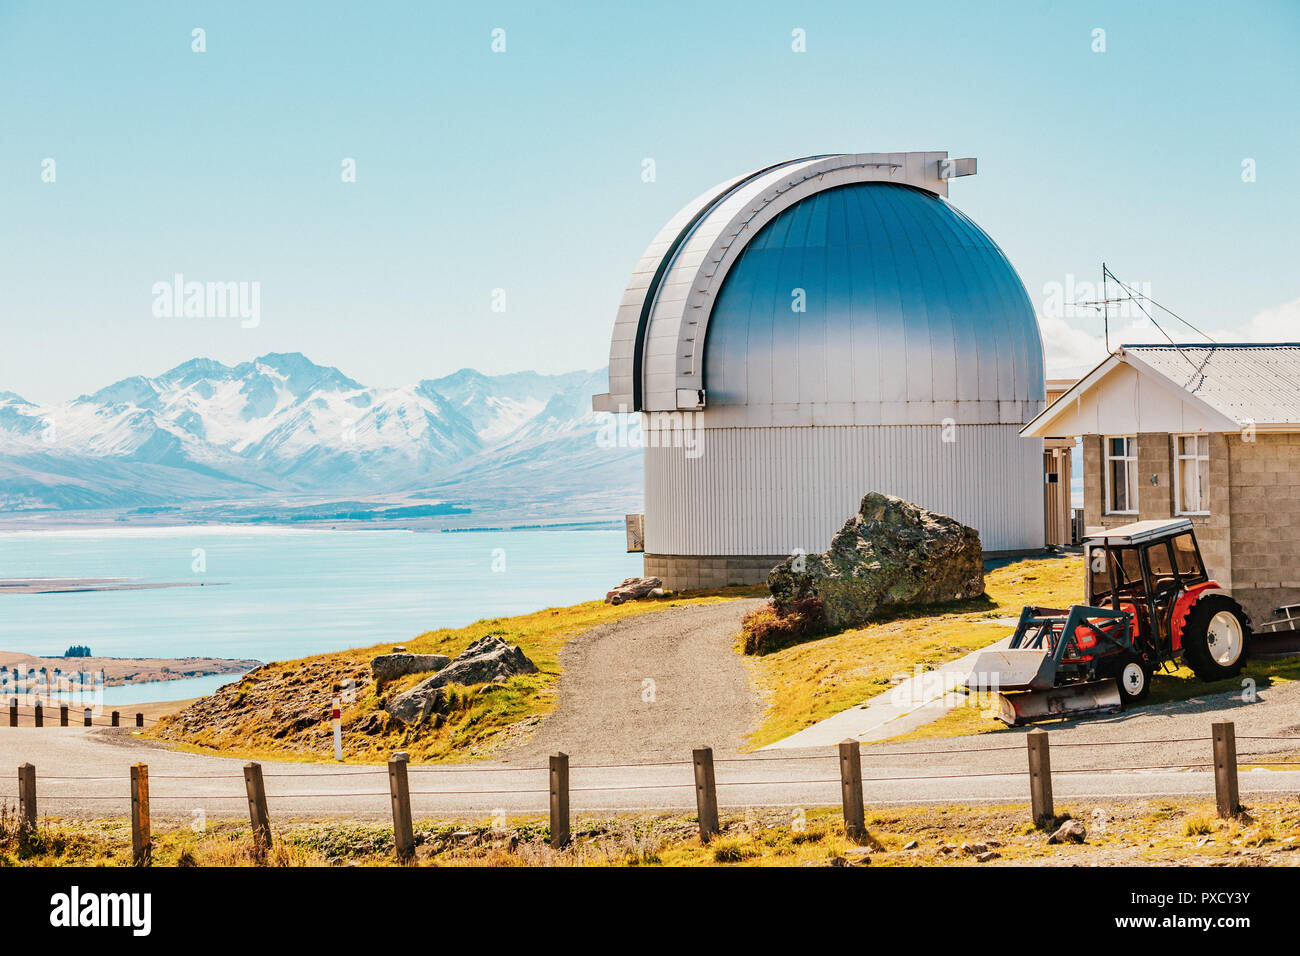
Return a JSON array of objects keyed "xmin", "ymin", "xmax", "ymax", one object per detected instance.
[
  {"xmin": 1173, "ymin": 433, "xmax": 1211, "ymax": 516},
  {"xmin": 1103, "ymin": 435, "xmax": 1139, "ymax": 515}
]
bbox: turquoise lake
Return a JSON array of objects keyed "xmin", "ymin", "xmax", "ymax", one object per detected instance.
[{"xmin": 0, "ymin": 527, "xmax": 644, "ymax": 700}]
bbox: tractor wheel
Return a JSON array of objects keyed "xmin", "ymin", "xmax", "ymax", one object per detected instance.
[
  {"xmin": 1109, "ymin": 653, "xmax": 1153, "ymax": 706},
  {"xmin": 1180, "ymin": 594, "xmax": 1251, "ymax": 681}
]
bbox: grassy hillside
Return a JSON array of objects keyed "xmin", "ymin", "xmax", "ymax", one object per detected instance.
[{"xmin": 152, "ymin": 590, "xmax": 751, "ymax": 763}]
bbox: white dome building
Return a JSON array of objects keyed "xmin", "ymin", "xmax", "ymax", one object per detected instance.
[{"xmin": 593, "ymin": 153, "xmax": 1047, "ymax": 589}]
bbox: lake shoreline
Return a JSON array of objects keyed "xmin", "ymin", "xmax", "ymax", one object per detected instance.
[{"xmin": 0, "ymin": 651, "xmax": 261, "ymax": 686}]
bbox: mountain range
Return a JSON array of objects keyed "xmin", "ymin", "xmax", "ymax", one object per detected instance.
[{"xmin": 0, "ymin": 353, "xmax": 640, "ymax": 522}]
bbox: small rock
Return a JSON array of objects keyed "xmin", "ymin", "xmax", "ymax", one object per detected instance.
[
  {"xmin": 960, "ymin": 842, "xmax": 987, "ymax": 855},
  {"xmin": 829, "ymin": 856, "xmax": 849, "ymax": 867},
  {"xmin": 976, "ymin": 851, "xmax": 1000, "ymax": 862},
  {"xmin": 392, "ymin": 646, "xmax": 406, "ymax": 652},
  {"xmin": 605, "ymin": 577, "xmax": 663, "ymax": 604},
  {"xmin": 903, "ymin": 840, "xmax": 919, "ymax": 850},
  {"xmin": 1047, "ymin": 820, "xmax": 1087, "ymax": 845}
]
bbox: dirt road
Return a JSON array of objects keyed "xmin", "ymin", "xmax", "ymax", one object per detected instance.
[{"xmin": 503, "ymin": 599, "xmax": 765, "ymax": 763}]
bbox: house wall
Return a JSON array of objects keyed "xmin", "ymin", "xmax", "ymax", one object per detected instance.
[
  {"xmin": 1226, "ymin": 433, "xmax": 1300, "ymax": 626},
  {"xmin": 1082, "ymin": 431, "xmax": 1299, "ymax": 624}
]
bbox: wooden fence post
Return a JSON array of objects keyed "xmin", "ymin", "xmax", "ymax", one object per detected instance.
[
  {"xmin": 33, "ymin": 702, "xmax": 42, "ymax": 727},
  {"xmin": 388, "ymin": 751, "xmax": 415, "ymax": 863},
  {"xmin": 1027, "ymin": 728, "xmax": 1054, "ymax": 826},
  {"xmin": 8, "ymin": 699, "xmax": 16, "ymax": 727},
  {"xmin": 692, "ymin": 747, "xmax": 720, "ymax": 843},
  {"xmin": 243, "ymin": 762, "xmax": 272, "ymax": 857},
  {"xmin": 549, "ymin": 752, "xmax": 570, "ymax": 849},
  {"xmin": 18, "ymin": 763, "xmax": 36, "ymax": 829},
  {"xmin": 839, "ymin": 740, "xmax": 866, "ymax": 842},
  {"xmin": 135, "ymin": 712, "xmax": 143, "ymax": 728},
  {"xmin": 1212, "ymin": 721, "xmax": 1240, "ymax": 818},
  {"xmin": 83, "ymin": 708, "xmax": 93, "ymax": 727},
  {"xmin": 60, "ymin": 705, "xmax": 68, "ymax": 727},
  {"xmin": 130, "ymin": 763, "xmax": 151, "ymax": 865},
  {"xmin": 111, "ymin": 710, "xmax": 119, "ymax": 727}
]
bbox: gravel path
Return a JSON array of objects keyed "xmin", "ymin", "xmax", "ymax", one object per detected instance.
[{"xmin": 503, "ymin": 599, "xmax": 765, "ymax": 764}]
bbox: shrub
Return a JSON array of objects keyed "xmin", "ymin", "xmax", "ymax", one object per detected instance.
[{"xmin": 740, "ymin": 596, "xmax": 826, "ymax": 655}]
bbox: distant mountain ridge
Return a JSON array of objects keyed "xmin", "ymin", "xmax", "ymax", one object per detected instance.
[{"xmin": 0, "ymin": 353, "xmax": 639, "ymax": 517}]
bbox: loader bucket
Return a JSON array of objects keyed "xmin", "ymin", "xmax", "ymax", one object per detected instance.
[
  {"xmin": 993, "ymin": 679, "xmax": 1123, "ymax": 726},
  {"xmin": 962, "ymin": 648, "xmax": 1058, "ymax": 693}
]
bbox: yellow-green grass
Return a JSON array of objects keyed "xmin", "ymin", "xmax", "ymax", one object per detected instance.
[
  {"xmin": 743, "ymin": 556, "xmax": 1085, "ymax": 748},
  {"xmin": 151, "ymin": 588, "xmax": 757, "ymax": 764},
  {"xmin": 8, "ymin": 799, "xmax": 1298, "ymax": 866}
]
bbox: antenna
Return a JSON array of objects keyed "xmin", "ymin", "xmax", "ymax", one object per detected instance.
[
  {"xmin": 1101, "ymin": 261, "xmax": 1109, "ymax": 353},
  {"xmin": 1068, "ymin": 264, "xmax": 1218, "ymax": 371}
]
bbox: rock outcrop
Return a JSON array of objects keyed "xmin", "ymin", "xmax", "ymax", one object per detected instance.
[
  {"xmin": 768, "ymin": 492, "xmax": 984, "ymax": 630},
  {"xmin": 385, "ymin": 636, "xmax": 539, "ymax": 726},
  {"xmin": 604, "ymin": 577, "xmax": 663, "ymax": 605},
  {"xmin": 370, "ymin": 653, "xmax": 451, "ymax": 686}
]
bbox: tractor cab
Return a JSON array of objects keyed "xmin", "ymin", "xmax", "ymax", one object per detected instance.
[{"xmin": 1083, "ymin": 519, "xmax": 1211, "ymax": 664}]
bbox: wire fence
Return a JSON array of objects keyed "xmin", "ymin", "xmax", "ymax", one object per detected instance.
[{"xmin": 5, "ymin": 719, "xmax": 1297, "ymax": 865}]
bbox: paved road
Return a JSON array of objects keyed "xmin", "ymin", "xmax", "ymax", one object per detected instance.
[{"xmin": 3, "ymin": 696, "xmax": 1297, "ymax": 823}]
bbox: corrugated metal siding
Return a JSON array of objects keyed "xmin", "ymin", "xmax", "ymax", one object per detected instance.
[
  {"xmin": 1126, "ymin": 345, "xmax": 1300, "ymax": 426},
  {"xmin": 644, "ymin": 424, "xmax": 1044, "ymax": 555}
]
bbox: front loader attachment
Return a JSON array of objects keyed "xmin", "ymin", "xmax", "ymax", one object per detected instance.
[{"xmin": 964, "ymin": 604, "xmax": 1133, "ymax": 725}]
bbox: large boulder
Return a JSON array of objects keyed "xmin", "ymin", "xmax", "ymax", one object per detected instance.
[
  {"xmin": 370, "ymin": 653, "xmax": 451, "ymax": 685},
  {"xmin": 384, "ymin": 636, "xmax": 539, "ymax": 726},
  {"xmin": 768, "ymin": 492, "xmax": 984, "ymax": 630}
]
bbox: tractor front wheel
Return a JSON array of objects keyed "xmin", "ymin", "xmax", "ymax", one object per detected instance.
[
  {"xmin": 1109, "ymin": 653, "xmax": 1153, "ymax": 706},
  {"xmin": 1180, "ymin": 594, "xmax": 1250, "ymax": 681}
]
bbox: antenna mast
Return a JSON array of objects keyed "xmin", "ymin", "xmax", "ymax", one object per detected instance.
[{"xmin": 1101, "ymin": 261, "xmax": 1110, "ymax": 353}]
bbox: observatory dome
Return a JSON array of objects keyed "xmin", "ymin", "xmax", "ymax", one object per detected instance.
[{"xmin": 593, "ymin": 153, "xmax": 1048, "ymax": 589}]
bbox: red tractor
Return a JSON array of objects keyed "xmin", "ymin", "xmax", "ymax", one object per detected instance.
[{"xmin": 967, "ymin": 519, "xmax": 1252, "ymax": 724}]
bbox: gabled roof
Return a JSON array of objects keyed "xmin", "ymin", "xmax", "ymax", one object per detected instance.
[
  {"xmin": 1126, "ymin": 344, "xmax": 1300, "ymax": 426},
  {"xmin": 1022, "ymin": 343, "xmax": 1300, "ymax": 437}
]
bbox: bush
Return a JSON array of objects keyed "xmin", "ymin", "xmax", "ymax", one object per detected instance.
[{"xmin": 740, "ymin": 596, "xmax": 826, "ymax": 655}]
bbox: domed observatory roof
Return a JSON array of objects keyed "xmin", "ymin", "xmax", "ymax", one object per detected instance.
[
  {"xmin": 593, "ymin": 153, "xmax": 1045, "ymax": 423},
  {"xmin": 703, "ymin": 182, "xmax": 1043, "ymax": 427}
]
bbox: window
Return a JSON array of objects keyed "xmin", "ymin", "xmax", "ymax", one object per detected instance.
[
  {"xmin": 1175, "ymin": 434, "xmax": 1210, "ymax": 514},
  {"xmin": 1170, "ymin": 532, "xmax": 1207, "ymax": 582},
  {"xmin": 1104, "ymin": 436, "xmax": 1138, "ymax": 514}
]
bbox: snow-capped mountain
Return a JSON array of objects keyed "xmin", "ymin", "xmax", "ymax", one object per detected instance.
[{"xmin": 0, "ymin": 354, "xmax": 640, "ymax": 518}]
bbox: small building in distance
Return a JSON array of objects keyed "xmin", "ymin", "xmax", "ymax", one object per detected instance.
[
  {"xmin": 593, "ymin": 152, "xmax": 1048, "ymax": 589},
  {"xmin": 1022, "ymin": 343, "xmax": 1300, "ymax": 625}
]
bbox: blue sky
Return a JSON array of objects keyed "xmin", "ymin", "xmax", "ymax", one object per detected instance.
[{"xmin": 2, "ymin": 0, "xmax": 1297, "ymax": 403}]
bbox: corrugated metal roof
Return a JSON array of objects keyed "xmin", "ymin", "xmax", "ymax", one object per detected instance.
[{"xmin": 1123, "ymin": 343, "xmax": 1300, "ymax": 426}]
